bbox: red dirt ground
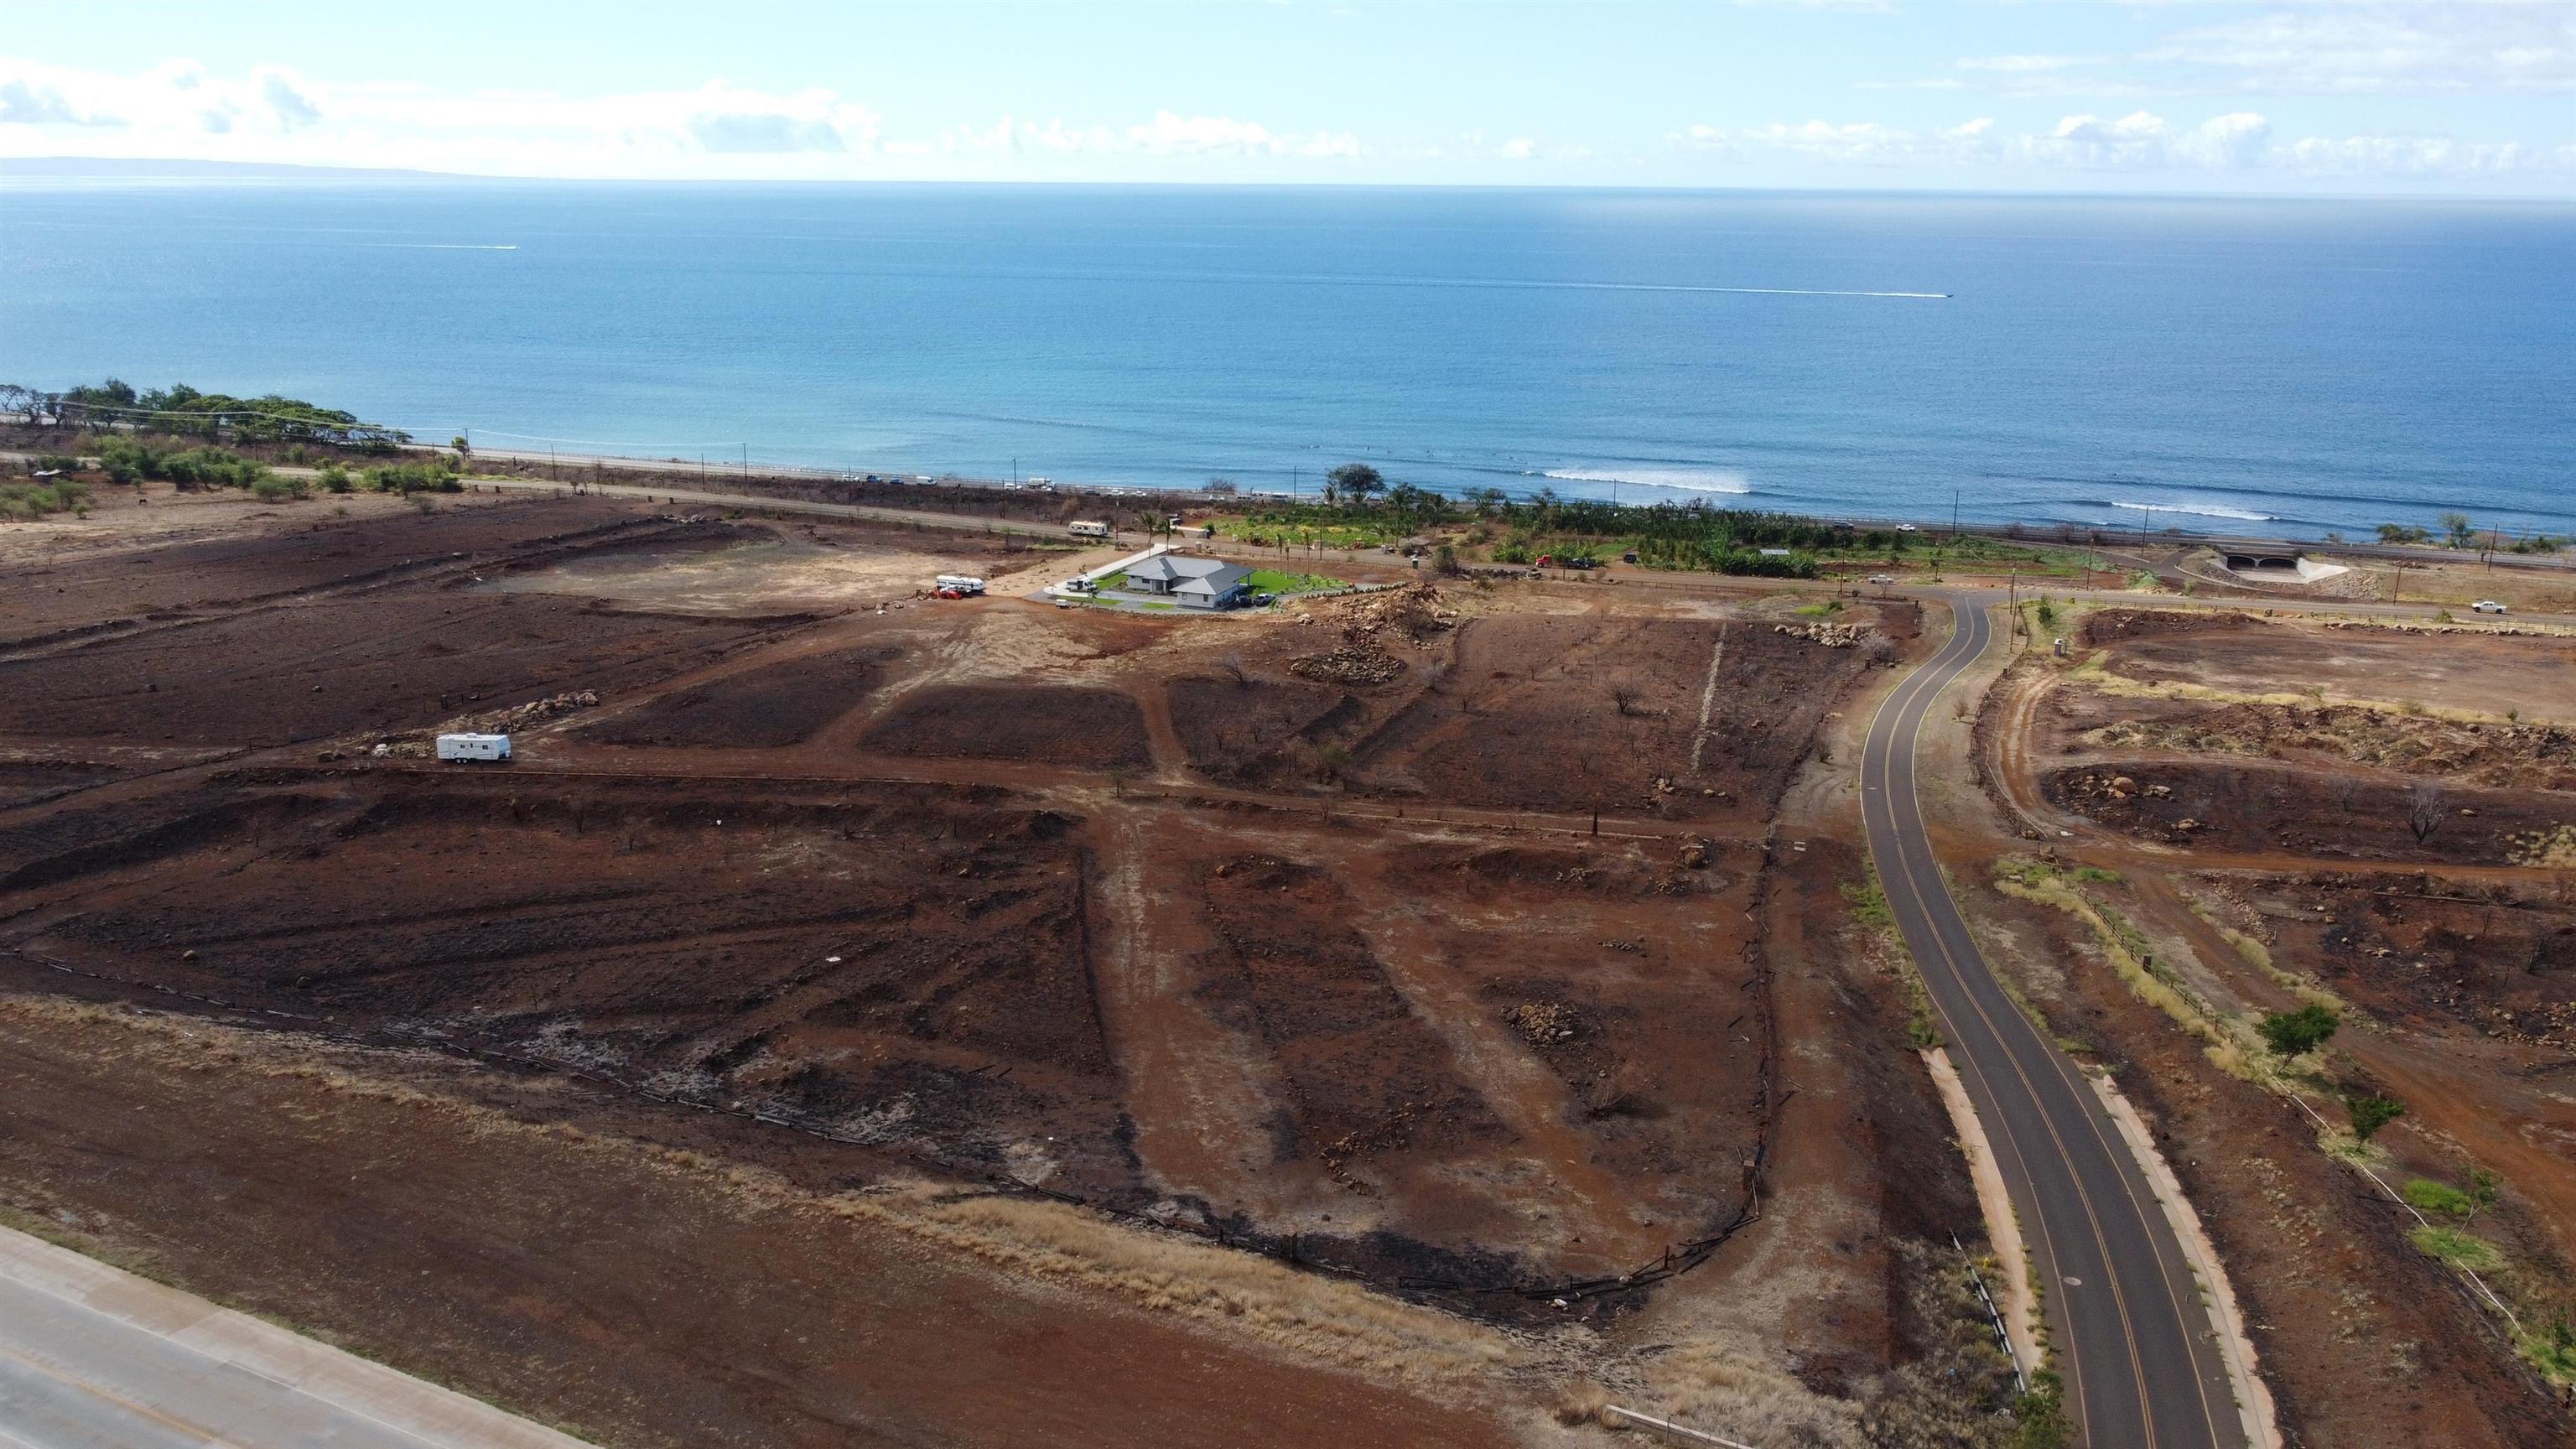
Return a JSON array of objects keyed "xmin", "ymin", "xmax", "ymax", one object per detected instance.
[
  {"xmin": 18, "ymin": 771, "xmax": 1134, "ymax": 1192},
  {"xmin": 0, "ymin": 1000, "xmax": 1507, "ymax": 1449},
  {"xmin": 3, "ymin": 497, "xmax": 668, "ymax": 645},
  {"xmin": 2044, "ymin": 759, "xmax": 2570, "ymax": 865},
  {"xmin": 1961, "ymin": 873, "xmax": 2571, "ymax": 1449},
  {"xmin": 0, "ymin": 593, "xmax": 792, "ymax": 746},
  {"xmin": 0, "ymin": 499, "xmax": 2003, "ymax": 1444},
  {"xmin": 862, "ymin": 683, "xmax": 1154, "ymax": 771},
  {"xmin": 576, "ymin": 646, "xmax": 900, "ymax": 747},
  {"xmin": 1165, "ymin": 675, "xmax": 1349, "ymax": 782}
]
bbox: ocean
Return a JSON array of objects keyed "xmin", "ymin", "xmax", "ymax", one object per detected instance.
[{"xmin": 3, "ymin": 179, "xmax": 2571, "ymax": 540}]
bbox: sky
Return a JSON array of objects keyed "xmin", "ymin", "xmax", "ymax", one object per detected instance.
[{"xmin": 2, "ymin": 2, "xmax": 2569, "ymax": 195}]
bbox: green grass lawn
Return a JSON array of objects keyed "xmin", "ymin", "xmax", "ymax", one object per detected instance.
[
  {"xmin": 1093, "ymin": 570, "xmax": 1127, "ymax": 590},
  {"xmin": 1241, "ymin": 569, "xmax": 1347, "ymax": 595}
]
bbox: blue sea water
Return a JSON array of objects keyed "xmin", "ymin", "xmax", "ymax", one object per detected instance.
[{"xmin": 3, "ymin": 179, "xmax": 2570, "ymax": 539}]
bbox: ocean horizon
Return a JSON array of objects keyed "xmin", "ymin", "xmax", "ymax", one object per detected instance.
[{"xmin": 3, "ymin": 179, "xmax": 2570, "ymax": 540}]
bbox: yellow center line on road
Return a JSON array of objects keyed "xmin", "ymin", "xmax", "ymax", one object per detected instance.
[{"xmin": 1862, "ymin": 595, "xmax": 2236, "ymax": 1449}]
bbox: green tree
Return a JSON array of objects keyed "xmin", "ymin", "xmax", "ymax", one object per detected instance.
[
  {"xmin": 2347, "ymin": 1092, "xmax": 2406, "ymax": 1143},
  {"xmin": 2441, "ymin": 512, "xmax": 2475, "ymax": 548},
  {"xmin": 2257, "ymin": 1003, "xmax": 2339, "ymax": 1058},
  {"xmin": 1326, "ymin": 462, "xmax": 1384, "ymax": 506},
  {"xmin": 2013, "ymin": 1368, "xmax": 2071, "ymax": 1448},
  {"xmin": 2464, "ymin": 1166, "xmax": 2502, "ymax": 1222}
]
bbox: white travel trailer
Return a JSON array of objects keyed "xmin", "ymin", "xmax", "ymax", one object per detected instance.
[
  {"xmin": 1067, "ymin": 520, "xmax": 1113, "ymax": 540},
  {"xmin": 933, "ymin": 574, "xmax": 987, "ymax": 597},
  {"xmin": 435, "ymin": 733, "xmax": 512, "ymax": 763}
]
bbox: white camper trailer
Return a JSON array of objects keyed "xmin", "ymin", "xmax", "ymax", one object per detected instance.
[
  {"xmin": 1067, "ymin": 520, "xmax": 1112, "ymax": 540},
  {"xmin": 933, "ymin": 574, "xmax": 986, "ymax": 598},
  {"xmin": 435, "ymin": 733, "xmax": 512, "ymax": 763}
]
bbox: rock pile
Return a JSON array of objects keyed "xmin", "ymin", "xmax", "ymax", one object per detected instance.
[
  {"xmin": 482, "ymin": 689, "xmax": 602, "ymax": 732},
  {"xmin": 1506, "ymin": 1001, "xmax": 1581, "ymax": 1045},
  {"xmin": 1774, "ymin": 621, "xmax": 1874, "ymax": 647},
  {"xmin": 1288, "ymin": 647, "xmax": 1405, "ymax": 685}
]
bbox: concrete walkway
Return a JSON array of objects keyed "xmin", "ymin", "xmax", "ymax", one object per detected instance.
[{"xmin": 0, "ymin": 1226, "xmax": 589, "ymax": 1448}]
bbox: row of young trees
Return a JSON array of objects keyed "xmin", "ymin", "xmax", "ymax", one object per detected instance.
[
  {"xmin": 2, "ymin": 379, "xmax": 412, "ymax": 450},
  {"xmin": 1279, "ymin": 461, "xmax": 1894, "ymax": 579},
  {"xmin": 2371, "ymin": 513, "xmax": 2563, "ymax": 553},
  {"xmin": 78, "ymin": 436, "xmax": 460, "ymax": 500}
]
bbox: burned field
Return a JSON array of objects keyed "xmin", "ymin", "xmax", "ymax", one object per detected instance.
[
  {"xmin": 1971, "ymin": 603, "xmax": 2576, "ymax": 1442},
  {"xmin": 2211, "ymin": 871, "xmax": 2576, "ymax": 1046},
  {"xmin": 1137, "ymin": 589, "xmax": 1909, "ymax": 823},
  {"xmin": 0, "ymin": 500, "xmax": 1997, "ymax": 1445},
  {"xmin": 10, "ymin": 771, "xmax": 1135, "ymax": 1191},
  {"xmin": 2018, "ymin": 610, "xmax": 2576, "ymax": 865},
  {"xmin": 863, "ymin": 683, "xmax": 1156, "ymax": 771},
  {"xmin": 575, "ymin": 645, "xmax": 900, "ymax": 748}
]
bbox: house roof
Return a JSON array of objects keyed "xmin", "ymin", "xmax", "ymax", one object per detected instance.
[
  {"xmin": 1171, "ymin": 563, "xmax": 1254, "ymax": 598},
  {"xmin": 1129, "ymin": 554, "xmax": 1249, "ymax": 588}
]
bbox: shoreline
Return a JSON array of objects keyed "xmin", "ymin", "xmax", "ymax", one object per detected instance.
[{"xmin": 7, "ymin": 422, "xmax": 2567, "ymax": 572}]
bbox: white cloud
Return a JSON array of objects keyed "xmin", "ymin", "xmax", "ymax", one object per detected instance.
[
  {"xmin": 0, "ymin": 68, "xmax": 116, "ymax": 126},
  {"xmin": 0, "ymin": 59, "xmax": 1362, "ymax": 176},
  {"xmin": 2033, "ymin": 110, "xmax": 2173, "ymax": 166},
  {"xmin": 2143, "ymin": 5, "xmax": 2576, "ymax": 95},
  {"xmin": 1675, "ymin": 107, "xmax": 2568, "ymax": 182},
  {"xmin": 1122, "ymin": 111, "xmax": 1358, "ymax": 158},
  {"xmin": 683, "ymin": 84, "xmax": 875, "ymax": 154},
  {"xmin": 1956, "ymin": 55, "xmax": 2099, "ymax": 74},
  {"xmin": 2177, "ymin": 111, "xmax": 2272, "ymax": 169},
  {"xmin": 1498, "ymin": 137, "xmax": 1536, "ymax": 160},
  {"xmin": 256, "ymin": 66, "xmax": 321, "ymax": 128}
]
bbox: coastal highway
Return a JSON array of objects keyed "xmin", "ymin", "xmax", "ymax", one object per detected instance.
[
  {"xmin": 1862, "ymin": 595, "xmax": 2243, "ymax": 1449},
  {"xmin": 0, "ymin": 1227, "xmax": 586, "ymax": 1449}
]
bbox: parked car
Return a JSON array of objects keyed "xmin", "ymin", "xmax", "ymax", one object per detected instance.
[
  {"xmin": 1868, "ymin": 573, "xmax": 1896, "ymax": 585},
  {"xmin": 2471, "ymin": 600, "xmax": 2510, "ymax": 614},
  {"xmin": 1895, "ymin": 523, "xmax": 1919, "ymax": 532}
]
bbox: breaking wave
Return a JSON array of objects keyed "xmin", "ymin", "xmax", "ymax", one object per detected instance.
[
  {"xmin": 1545, "ymin": 466, "xmax": 1753, "ymax": 496},
  {"xmin": 2107, "ymin": 498, "xmax": 2274, "ymax": 523}
]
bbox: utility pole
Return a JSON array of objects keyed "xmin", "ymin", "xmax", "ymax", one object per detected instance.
[
  {"xmin": 740, "ymin": 443, "xmax": 748, "ymax": 480},
  {"xmin": 1952, "ymin": 487, "xmax": 1961, "ymax": 540}
]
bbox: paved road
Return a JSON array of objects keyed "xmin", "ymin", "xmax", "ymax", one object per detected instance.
[
  {"xmin": 0, "ymin": 1228, "xmax": 587, "ymax": 1449},
  {"xmin": 1860, "ymin": 595, "xmax": 2242, "ymax": 1449}
]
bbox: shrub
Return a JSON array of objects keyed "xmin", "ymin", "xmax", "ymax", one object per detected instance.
[
  {"xmin": 249, "ymin": 475, "xmax": 309, "ymax": 502},
  {"xmin": 2409, "ymin": 1225, "xmax": 2505, "ymax": 1275},
  {"xmin": 365, "ymin": 460, "xmax": 460, "ymax": 495},
  {"xmin": 317, "ymin": 464, "xmax": 352, "ymax": 493},
  {"xmin": 2346, "ymin": 1092, "xmax": 2405, "ymax": 1142},
  {"xmin": 2402, "ymin": 1179, "xmax": 2475, "ymax": 1218},
  {"xmin": 2258, "ymin": 1003, "xmax": 2338, "ymax": 1058},
  {"xmin": 2012, "ymin": 1368, "xmax": 2071, "ymax": 1448},
  {"xmin": 33, "ymin": 453, "xmax": 82, "ymax": 474},
  {"xmin": 0, "ymin": 479, "xmax": 92, "ymax": 521}
]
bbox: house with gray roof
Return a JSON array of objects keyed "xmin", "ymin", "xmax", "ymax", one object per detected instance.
[{"xmin": 1124, "ymin": 553, "xmax": 1254, "ymax": 610}]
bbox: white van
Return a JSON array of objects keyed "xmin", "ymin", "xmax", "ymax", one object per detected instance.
[{"xmin": 435, "ymin": 733, "xmax": 512, "ymax": 763}]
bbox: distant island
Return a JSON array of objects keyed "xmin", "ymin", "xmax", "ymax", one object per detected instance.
[{"xmin": 0, "ymin": 156, "xmax": 463, "ymax": 182}]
